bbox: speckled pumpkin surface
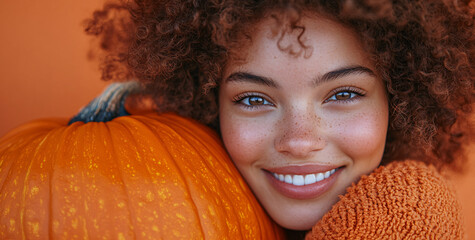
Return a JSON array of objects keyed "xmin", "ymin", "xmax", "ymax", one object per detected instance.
[{"xmin": 0, "ymin": 113, "xmax": 283, "ymax": 239}]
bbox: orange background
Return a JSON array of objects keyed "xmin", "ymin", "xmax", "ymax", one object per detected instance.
[
  {"xmin": 0, "ymin": 0, "xmax": 107, "ymax": 136},
  {"xmin": 0, "ymin": 0, "xmax": 473, "ymax": 237}
]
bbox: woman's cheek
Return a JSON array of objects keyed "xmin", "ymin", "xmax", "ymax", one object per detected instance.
[
  {"xmin": 331, "ymin": 111, "xmax": 388, "ymax": 162},
  {"xmin": 221, "ymin": 116, "xmax": 272, "ymax": 166}
]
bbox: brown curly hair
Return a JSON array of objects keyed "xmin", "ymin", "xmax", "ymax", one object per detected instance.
[{"xmin": 84, "ymin": 0, "xmax": 474, "ymax": 170}]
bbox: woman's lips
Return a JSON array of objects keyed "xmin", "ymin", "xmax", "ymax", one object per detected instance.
[{"xmin": 265, "ymin": 166, "xmax": 342, "ymax": 200}]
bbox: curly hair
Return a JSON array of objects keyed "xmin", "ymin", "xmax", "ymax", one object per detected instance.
[{"xmin": 84, "ymin": 0, "xmax": 474, "ymax": 170}]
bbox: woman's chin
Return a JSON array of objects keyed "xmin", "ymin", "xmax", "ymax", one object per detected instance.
[{"xmin": 268, "ymin": 203, "xmax": 331, "ymax": 231}]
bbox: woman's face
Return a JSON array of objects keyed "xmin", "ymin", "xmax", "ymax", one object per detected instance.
[{"xmin": 219, "ymin": 14, "xmax": 388, "ymax": 230}]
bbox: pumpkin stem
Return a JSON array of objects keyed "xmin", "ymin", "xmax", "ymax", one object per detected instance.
[{"xmin": 69, "ymin": 81, "xmax": 143, "ymax": 124}]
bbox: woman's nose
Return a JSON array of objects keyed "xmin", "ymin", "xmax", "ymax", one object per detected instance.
[{"xmin": 274, "ymin": 109, "xmax": 326, "ymax": 159}]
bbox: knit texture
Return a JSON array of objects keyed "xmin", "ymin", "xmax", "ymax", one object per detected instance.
[{"xmin": 306, "ymin": 160, "xmax": 463, "ymax": 239}]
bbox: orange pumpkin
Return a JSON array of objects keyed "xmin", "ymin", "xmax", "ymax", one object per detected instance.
[{"xmin": 0, "ymin": 113, "xmax": 283, "ymax": 239}]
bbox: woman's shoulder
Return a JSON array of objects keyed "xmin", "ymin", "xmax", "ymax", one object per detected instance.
[{"xmin": 306, "ymin": 159, "xmax": 464, "ymax": 240}]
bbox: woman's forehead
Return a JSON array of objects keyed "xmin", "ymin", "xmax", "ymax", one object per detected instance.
[{"xmin": 224, "ymin": 13, "xmax": 374, "ymax": 76}]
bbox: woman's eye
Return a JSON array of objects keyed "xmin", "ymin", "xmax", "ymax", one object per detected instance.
[
  {"xmin": 241, "ymin": 96, "xmax": 270, "ymax": 106},
  {"xmin": 326, "ymin": 89, "xmax": 363, "ymax": 103},
  {"xmin": 234, "ymin": 94, "xmax": 273, "ymax": 107}
]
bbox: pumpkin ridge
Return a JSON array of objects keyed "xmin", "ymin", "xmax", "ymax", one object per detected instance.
[
  {"xmin": 0, "ymin": 144, "xmax": 18, "ymax": 194},
  {"xmin": 112, "ymin": 117, "xmax": 161, "ymax": 186},
  {"xmin": 71, "ymin": 122, "xmax": 98, "ymax": 239},
  {"xmin": 49, "ymin": 122, "xmax": 90, "ymax": 239},
  {"xmin": 0, "ymin": 137, "xmax": 35, "ymax": 237},
  {"xmin": 112, "ymin": 116, "xmax": 197, "ymax": 239},
  {"xmin": 1, "ymin": 129, "xmax": 41, "ymax": 237},
  {"xmin": 131, "ymin": 116, "xmax": 207, "ymax": 239},
  {"xmin": 77, "ymin": 120, "xmax": 142, "ymax": 239},
  {"xmin": 156, "ymin": 117, "xmax": 242, "ymax": 237},
  {"xmin": 154, "ymin": 115, "xmax": 250, "ymax": 237},
  {"xmin": 100, "ymin": 120, "xmax": 138, "ymax": 239},
  {"xmin": 46, "ymin": 124, "xmax": 76, "ymax": 239},
  {"xmin": 22, "ymin": 124, "xmax": 69, "ymax": 239},
  {"xmin": 115, "ymin": 115, "xmax": 210, "ymax": 239},
  {"xmin": 20, "ymin": 129, "xmax": 53, "ymax": 239},
  {"xmin": 131, "ymin": 121, "xmax": 205, "ymax": 237}
]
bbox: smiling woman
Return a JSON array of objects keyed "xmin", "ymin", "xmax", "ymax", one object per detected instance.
[
  {"xmin": 75, "ymin": 0, "xmax": 472, "ymax": 238},
  {"xmin": 2, "ymin": 0, "xmax": 473, "ymax": 239},
  {"xmin": 219, "ymin": 14, "xmax": 389, "ymax": 230}
]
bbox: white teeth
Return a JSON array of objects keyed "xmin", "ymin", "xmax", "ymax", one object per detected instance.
[
  {"xmin": 284, "ymin": 175, "xmax": 292, "ymax": 184},
  {"xmin": 316, "ymin": 173, "xmax": 324, "ymax": 182},
  {"xmin": 272, "ymin": 168, "xmax": 338, "ymax": 186},
  {"xmin": 304, "ymin": 174, "xmax": 316, "ymax": 185},
  {"xmin": 293, "ymin": 175, "xmax": 305, "ymax": 186}
]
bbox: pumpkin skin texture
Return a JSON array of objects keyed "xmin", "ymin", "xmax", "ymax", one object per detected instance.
[{"xmin": 0, "ymin": 113, "xmax": 283, "ymax": 239}]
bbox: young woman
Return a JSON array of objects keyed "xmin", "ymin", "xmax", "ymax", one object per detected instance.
[
  {"xmin": 82, "ymin": 0, "xmax": 474, "ymax": 238},
  {"xmin": 218, "ymin": 13, "xmax": 389, "ymax": 230}
]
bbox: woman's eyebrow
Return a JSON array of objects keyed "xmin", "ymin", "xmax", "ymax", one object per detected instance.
[
  {"xmin": 316, "ymin": 66, "xmax": 376, "ymax": 85},
  {"xmin": 225, "ymin": 72, "xmax": 279, "ymax": 88},
  {"xmin": 225, "ymin": 66, "xmax": 375, "ymax": 87}
]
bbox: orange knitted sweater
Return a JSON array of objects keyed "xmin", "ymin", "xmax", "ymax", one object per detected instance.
[{"xmin": 306, "ymin": 160, "xmax": 463, "ymax": 239}]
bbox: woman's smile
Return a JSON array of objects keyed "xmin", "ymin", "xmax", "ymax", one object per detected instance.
[
  {"xmin": 265, "ymin": 165, "xmax": 343, "ymax": 200},
  {"xmin": 219, "ymin": 13, "xmax": 388, "ymax": 230}
]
